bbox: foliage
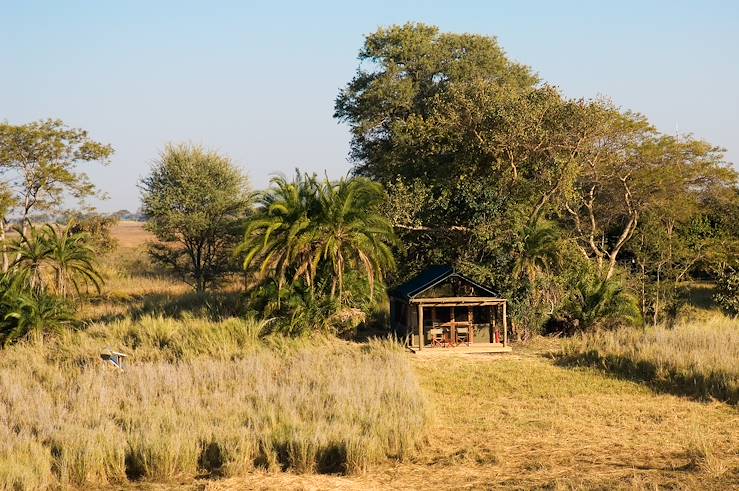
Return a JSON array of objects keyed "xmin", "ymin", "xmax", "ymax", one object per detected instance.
[
  {"xmin": 512, "ymin": 220, "xmax": 561, "ymax": 284},
  {"xmin": 555, "ymin": 275, "xmax": 642, "ymax": 333},
  {"xmin": 0, "ymin": 289, "xmax": 75, "ymax": 347},
  {"xmin": 337, "ymin": 23, "xmax": 739, "ymax": 333},
  {"xmin": 140, "ymin": 144, "xmax": 252, "ymax": 292},
  {"xmin": 63, "ymin": 212, "xmax": 120, "ymax": 253},
  {"xmin": 240, "ymin": 172, "xmax": 396, "ymax": 335},
  {"xmin": 0, "ymin": 119, "xmax": 113, "ymax": 273},
  {"xmin": 565, "ymin": 107, "xmax": 735, "ymax": 280},
  {"xmin": 714, "ymin": 266, "xmax": 739, "ymax": 316},
  {"xmin": 0, "ymin": 221, "xmax": 101, "ymax": 347},
  {"xmin": 335, "ymin": 22, "xmax": 537, "ymax": 176},
  {"xmin": 8, "ymin": 222, "xmax": 102, "ymax": 298}
]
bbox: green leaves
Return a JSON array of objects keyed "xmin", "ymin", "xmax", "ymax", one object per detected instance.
[
  {"xmin": 239, "ymin": 172, "xmax": 397, "ymax": 333},
  {"xmin": 140, "ymin": 144, "xmax": 252, "ymax": 292},
  {"xmin": 0, "ymin": 119, "xmax": 112, "ymax": 215},
  {"xmin": 563, "ymin": 276, "xmax": 643, "ymax": 332},
  {"xmin": 8, "ymin": 221, "xmax": 103, "ymax": 298},
  {"xmin": 0, "ymin": 290, "xmax": 75, "ymax": 347}
]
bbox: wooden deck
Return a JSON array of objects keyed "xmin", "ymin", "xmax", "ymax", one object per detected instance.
[{"xmin": 408, "ymin": 343, "xmax": 512, "ymax": 355}]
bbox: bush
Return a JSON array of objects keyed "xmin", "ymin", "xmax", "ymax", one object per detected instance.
[
  {"xmin": 64, "ymin": 213, "xmax": 120, "ymax": 253},
  {"xmin": 0, "ymin": 272, "xmax": 76, "ymax": 346},
  {"xmin": 714, "ymin": 266, "xmax": 739, "ymax": 316},
  {"xmin": 551, "ymin": 275, "xmax": 642, "ymax": 333}
]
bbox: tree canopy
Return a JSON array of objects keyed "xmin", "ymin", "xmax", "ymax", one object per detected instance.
[
  {"xmin": 140, "ymin": 144, "xmax": 252, "ymax": 292},
  {"xmin": 336, "ymin": 23, "xmax": 739, "ymax": 334}
]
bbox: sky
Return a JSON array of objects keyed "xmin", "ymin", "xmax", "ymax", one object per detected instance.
[{"xmin": 1, "ymin": 0, "xmax": 738, "ymax": 212}]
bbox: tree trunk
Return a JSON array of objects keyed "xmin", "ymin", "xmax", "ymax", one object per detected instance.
[
  {"xmin": 653, "ymin": 265, "xmax": 661, "ymax": 327},
  {"xmin": 0, "ymin": 219, "xmax": 7, "ymax": 273}
]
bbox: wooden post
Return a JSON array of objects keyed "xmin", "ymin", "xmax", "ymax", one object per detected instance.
[
  {"xmin": 467, "ymin": 306, "xmax": 473, "ymax": 344},
  {"xmin": 450, "ymin": 306, "xmax": 456, "ymax": 345},
  {"xmin": 502, "ymin": 301, "xmax": 508, "ymax": 347},
  {"xmin": 418, "ymin": 305, "xmax": 424, "ymax": 350},
  {"xmin": 405, "ymin": 303, "xmax": 411, "ymax": 345},
  {"xmin": 490, "ymin": 305, "xmax": 495, "ymax": 343}
]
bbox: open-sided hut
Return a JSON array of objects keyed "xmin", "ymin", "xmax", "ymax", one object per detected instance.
[{"xmin": 389, "ymin": 265, "xmax": 511, "ymax": 353}]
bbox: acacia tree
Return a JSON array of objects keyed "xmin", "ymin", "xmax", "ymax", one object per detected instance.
[
  {"xmin": 565, "ymin": 108, "xmax": 735, "ymax": 280},
  {"xmin": 140, "ymin": 144, "xmax": 252, "ymax": 292},
  {"xmin": 0, "ymin": 119, "xmax": 113, "ymax": 271}
]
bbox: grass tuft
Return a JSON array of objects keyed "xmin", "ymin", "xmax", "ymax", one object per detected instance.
[
  {"xmin": 556, "ymin": 313, "xmax": 739, "ymax": 403},
  {"xmin": 0, "ymin": 317, "xmax": 428, "ymax": 489}
]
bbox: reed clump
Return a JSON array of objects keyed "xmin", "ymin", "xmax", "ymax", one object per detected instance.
[
  {"xmin": 0, "ymin": 317, "xmax": 427, "ymax": 490},
  {"xmin": 558, "ymin": 313, "xmax": 739, "ymax": 403}
]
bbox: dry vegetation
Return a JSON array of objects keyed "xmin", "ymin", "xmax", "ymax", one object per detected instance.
[
  {"xmin": 2, "ymin": 222, "xmax": 737, "ymax": 490},
  {"xmin": 0, "ymin": 318, "xmax": 427, "ymax": 489},
  {"xmin": 558, "ymin": 314, "xmax": 739, "ymax": 403},
  {"xmin": 211, "ymin": 350, "xmax": 738, "ymax": 490}
]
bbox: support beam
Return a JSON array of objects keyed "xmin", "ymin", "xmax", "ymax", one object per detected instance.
[
  {"xmin": 467, "ymin": 306, "xmax": 473, "ymax": 345},
  {"xmin": 418, "ymin": 305, "xmax": 424, "ymax": 350},
  {"xmin": 502, "ymin": 301, "xmax": 508, "ymax": 347},
  {"xmin": 450, "ymin": 306, "xmax": 456, "ymax": 344}
]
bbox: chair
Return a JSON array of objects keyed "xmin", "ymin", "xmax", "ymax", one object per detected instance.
[
  {"xmin": 429, "ymin": 328, "xmax": 445, "ymax": 347},
  {"xmin": 455, "ymin": 326, "xmax": 470, "ymax": 346}
]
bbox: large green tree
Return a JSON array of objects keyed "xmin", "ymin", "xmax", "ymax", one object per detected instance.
[
  {"xmin": 240, "ymin": 172, "xmax": 397, "ymax": 305},
  {"xmin": 336, "ymin": 24, "xmax": 595, "ymax": 289},
  {"xmin": 140, "ymin": 144, "xmax": 252, "ymax": 292},
  {"xmin": 0, "ymin": 119, "xmax": 112, "ymax": 271},
  {"xmin": 335, "ymin": 22, "xmax": 537, "ymax": 182}
]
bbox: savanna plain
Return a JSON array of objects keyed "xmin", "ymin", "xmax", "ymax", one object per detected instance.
[{"xmin": 1, "ymin": 222, "xmax": 737, "ymax": 490}]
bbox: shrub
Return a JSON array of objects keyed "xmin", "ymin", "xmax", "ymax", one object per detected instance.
[
  {"xmin": 553, "ymin": 275, "xmax": 642, "ymax": 333},
  {"xmin": 0, "ymin": 272, "xmax": 76, "ymax": 347},
  {"xmin": 65, "ymin": 213, "xmax": 120, "ymax": 253},
  {"xmin": 714, "ymin": 266, "xmax": 739, "ymax": 316}
]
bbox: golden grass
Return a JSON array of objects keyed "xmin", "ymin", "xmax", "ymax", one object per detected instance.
[
  {"xmin": 558, "ymin": 313, "xmax": 739, "ymax": 403},
  {"xmin": 209, "ymin": 351, "xmax": 739, "ymax": 490},
  {"xmin": 3, "ymin": 223, "xmax": 736, "ymax": 489},
  {"xmin": 111, "ymin": 220, "xmax": 155, "ymax": 248},
  {"xmin": 0, "ymin": 321, "xmax": 428, "ymax": 490}
]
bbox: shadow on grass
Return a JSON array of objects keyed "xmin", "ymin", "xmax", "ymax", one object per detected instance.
[
  {"xmin": 84, "ymin": 288, "xmax": 249, "ymax": 325},
  {"xmin": 552, "ymin": 350, "xmax": 737, "ymax": 405}
]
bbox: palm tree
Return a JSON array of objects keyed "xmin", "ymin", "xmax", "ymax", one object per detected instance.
[
  {"xmin": 239, "ymin": 172, "xmax": 322, "ymax": 299},
  {"xmin": 43, "ymin": 222, "xmax": 103, "ymax": 298},
  {"xmin": 565, "ymin": 276, "xmax": 642, "ymax": 331},
  {"xmin": 1, "ymin": 292, "xmax": 75, "ymax": 346},
  {"xmin": 314, "ymin": 176, "xmax": 397, "ymax": 300},
  {"xmin": 8, "ymin": 224, "xmax": 53, "ymax": 292},
  {"xmin": 239, "ymin": 172, "xmax": 397, "ymax": 305},
  {"xmin": 513, "ymin": 220, "xmax": 561, "ymax": 284},
  {"xmin": 9, "ymin": 222, "xmax": 102, "ymax": 298}
]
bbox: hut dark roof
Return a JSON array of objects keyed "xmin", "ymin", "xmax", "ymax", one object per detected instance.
[{"xmin": 389, "ymin": 265, "xmax": 497, "ymax": 300}]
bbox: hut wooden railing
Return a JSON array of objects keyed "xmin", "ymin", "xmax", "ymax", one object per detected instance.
[{"xmin": 412, "ymin": 297, "xmax": 508, "ymax": 350}]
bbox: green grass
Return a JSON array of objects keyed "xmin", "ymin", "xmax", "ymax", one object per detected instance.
[{"xmin": 0, "ymin": 318, "xmax": 428, "ymax": 489}]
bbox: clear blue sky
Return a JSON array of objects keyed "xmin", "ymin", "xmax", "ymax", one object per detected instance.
[{"xmin": 1, "ymin": 1, "xmax": 737, "ymax": 212}]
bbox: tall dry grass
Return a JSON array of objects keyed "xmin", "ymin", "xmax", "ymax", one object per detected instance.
[
  {"xmin": 558, "ymin": 312, "xmax": 739, "ymax": 403},
  {"xmin": 0, "ymin": 317, "xmax": 427, "ymax": 490}
]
